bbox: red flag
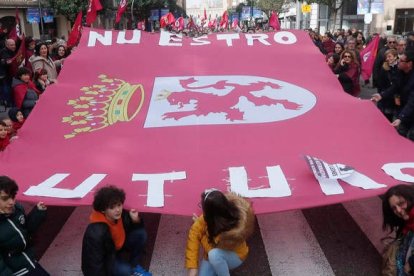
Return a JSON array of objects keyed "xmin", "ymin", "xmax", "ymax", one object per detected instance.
[
  {"xmin": 231, "ymin": 18, "xmax": 239, "ymax": 30},
  {"xmin": 186, "ymin": 16, "xmax": 196, "ymax": 29},
  {"xmin": 8, "ymin": 9, "xmax": 21, "ymax": 41},
  {"xmin": 160, "ymin": 12, "xmax": 175, "ymax": 28},
  {"xmin": 269, "ymin": 11, "xmax": 280, "ymax": 31},
  {"xmin": 175, "ymin": 17, "xmax": 184, "ymax": 31},
  {"xmin": 86, "ymin": 0, "xmax": 103, "ymax": 25},
  {"xmin": 208, "ymin": 18, "xmax": 216, "ymax": 30},
  {"xmin": 115, "ymin": 0, "xmax": 127, "ymax": 24},
  {"xmin": 360, "ymin": 35, "xmax": 380, "ymax": 81},
  {"xmin": 67, "ymin": 11, "xmax": 83, "ymax": 48},
  {"xmin": 219, "ymin": 11, "xmax": 228, "ymax": 29},
  {"xmin": 8, "ymin": 34, "xmax": 25, "ymax": 77}
]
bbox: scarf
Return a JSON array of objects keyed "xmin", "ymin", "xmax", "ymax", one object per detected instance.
[
  {"xmin": 0, "ymin": 136, "xmax": 10, "ymax": 151},
  {"xmin": 403, "ymin": 208, "xmax": 414, "ymax": 235},
  {"xmin": 90, "ymin": 210, "xmax": 125, "ymax": 250}
]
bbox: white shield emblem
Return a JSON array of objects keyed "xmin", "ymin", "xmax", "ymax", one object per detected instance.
[{"xmin": 145, "ymin": 75, "xmax": 316, "ymax": 128}]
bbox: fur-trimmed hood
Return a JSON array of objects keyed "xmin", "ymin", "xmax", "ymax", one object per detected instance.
[
  {"xmin": 185, "ymin": 193, "xmax": 255, "ymax": 269},
  {"xmin": 216, "ymin": 193, "xmax": 255, "ymax": 250}
]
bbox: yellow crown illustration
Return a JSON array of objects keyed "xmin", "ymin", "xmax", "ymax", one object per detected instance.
[{"xmin": 62, "ymin": 74, "xmax": 144, "ymax": 139}]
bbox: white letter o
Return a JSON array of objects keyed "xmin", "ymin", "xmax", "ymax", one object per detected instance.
[{"xmin": 273, "ymin": 31, "xmax": 297, "ymax": 45}]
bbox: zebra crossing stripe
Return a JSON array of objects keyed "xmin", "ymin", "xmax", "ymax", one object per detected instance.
[
  {"xmin": 39, "ymin": 206, "xmax": 90, "ymax": 275},
  {"xmin": 302, "ymin": 204, "xmax": 382, "ymax": 275},
  {"xmin": 149, "ymin": 214, "xmax": 192, "ymax": 275},
  {"xmin": 342, "ymin": 197, "xmax": 385, "ymax": 253},
  {"xmin": 257, "ymin": 211, "xmax": 334, "ymax": 275}
]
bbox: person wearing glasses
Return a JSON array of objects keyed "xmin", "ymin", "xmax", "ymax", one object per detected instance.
[
  {"xmin": 371, "ymin": 51, "xmax": 414, "ymax": 141},
  {"xmin": 185, "ymin": 189, "xmax": 254, "ymax": 276},
  {"xmin": 382, "ymin": 184, "xmax": 414, "ymax": 275},
  {"xmin": 373, "ymin": 36, "xmax": 398, "ymax": 88},
  {"xmin": 397, "ymin": 38, "xmax": 407, "ymax": 59},
  {"xmin": 333, "ymin": 49, "xmax": 361, "ymax": 96}
]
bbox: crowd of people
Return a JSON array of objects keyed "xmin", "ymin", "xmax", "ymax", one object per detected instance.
[
  {"xmin": 0, "ymin": 34, "xmax": 71, "ymax": 151},
  {"xmin": 309, "ymin": 28, "xmax": 414, "ymax": 141}
]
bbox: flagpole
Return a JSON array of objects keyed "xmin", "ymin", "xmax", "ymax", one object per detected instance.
[
  {"xmin": 38, "ymin": 0, "xmax": 44, "ymax": 38},
  {"xmin": 131, "ymin": 0, "xmax": 135, "ymax": 27}
]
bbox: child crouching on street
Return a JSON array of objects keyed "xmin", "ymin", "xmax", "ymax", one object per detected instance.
[{"xmin": 81, "ymin": 185, "xmax": 151, "ymax": 276}]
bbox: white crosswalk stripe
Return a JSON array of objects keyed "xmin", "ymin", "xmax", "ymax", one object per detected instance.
[
  {"xmin": 342, "ymin": 197, "xmax": 385, "ymax": 253},
  {"xmin": 149, "ymin": 215, "xmax": 192, "ymax": 275},
  {"xmin": 40, "ymin": 206, "xmax": 91, "ymax": 275},
  {"xmin": 257, "ymin": 211, "xmax": 334, "ymax": 276}
]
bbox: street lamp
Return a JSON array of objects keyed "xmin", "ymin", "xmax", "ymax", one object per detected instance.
[{"xmin": 38, "ymin": 0, "xmax": 44, "ymax": 38}]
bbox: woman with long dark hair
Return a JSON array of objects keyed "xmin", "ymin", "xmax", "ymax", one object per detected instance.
[
  {"xmin": 52, "ymin": 45, "xmax": 68, "ymax": 74},
  {"xmin": 382, "ymin": 184, "xmax": 414, "ymax": 275},
  {"xmin": 185, "ymin": 189, "xmax": 254, "ymax": 276},
  {"xmin": 30, "ymin": 42, "xmax": 61, "ymax": 84}
]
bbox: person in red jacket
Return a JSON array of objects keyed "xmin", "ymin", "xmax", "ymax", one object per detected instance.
[
  {"xmin": 0, "ymin": 121, "xmax": 10, "ymax": 151},
  {"xmin": 8, "ymin": 108, "xmax": 25, "ymax": 133},
  {"xmin": 12, "ymin": 67, "xmax": 41, "ymax": 117},
  {"xmin": 1, "ymin": 118, "xmax": 15, "ymax": 138}
]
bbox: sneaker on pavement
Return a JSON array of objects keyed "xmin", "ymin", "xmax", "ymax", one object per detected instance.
[{"xmin": 132, "ymin": 265, "xmax": 152, "ymax": 276}]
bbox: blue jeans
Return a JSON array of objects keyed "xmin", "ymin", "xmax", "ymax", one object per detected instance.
[
  {"xmin": 199, "ymin": 248, "xmax": 243, "ymax": 276},
  {"xmin": 112, "ymin": 227, "xmax": 147, "ymax": 276},
  {"xmin": 112, "ymin": 259, "xmax": 132, "ymax": 276}
]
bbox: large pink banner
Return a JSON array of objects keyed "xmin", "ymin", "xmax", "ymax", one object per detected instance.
[{"xmin": 1, "ymin": 28, "xmax": 413, "ymax": 215}]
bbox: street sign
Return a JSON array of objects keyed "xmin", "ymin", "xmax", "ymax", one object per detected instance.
[
  {"xmin": 364, "ymin": 13, "xmax": 373, "ymax": 24},
  {"xmin": 27, "ymin": 8, "xmax": 40, "ymax": 24},
  {"xmin": 301, "ymin": 4, "xmax": 311, "ymax": 13}
]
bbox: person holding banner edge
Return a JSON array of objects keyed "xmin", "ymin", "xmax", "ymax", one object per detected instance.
[
  {"xmin": 81, "ymin": 185, "xmax": 151, "ymax": 276},
  {"xmin": 185, "ymin": 189, "xmax": 254, "ymax": 276},
  {"xmin": 0, "ymin": 175, "xmax": 49, "ymax": 275},
  {"xmin": 371, "ymin": 50, "xmax": 414, "ymax": 141}
]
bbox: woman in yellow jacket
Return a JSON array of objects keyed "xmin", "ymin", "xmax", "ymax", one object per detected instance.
[{"xmin": 185, "ymin": 189, "xmax": 255, "ymax": 276}]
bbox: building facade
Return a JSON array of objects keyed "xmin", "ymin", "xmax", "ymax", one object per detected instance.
[
  {"xmin": 281, "ymin": 0, "xmax": 413, "ymax": 35},
  {"xmin": 371, "ymin": 0, "xmax": 413, "ymax": 35},
  {"xmin": 0, "ymin": 0, "xmax": 70, "ymax": 40}
]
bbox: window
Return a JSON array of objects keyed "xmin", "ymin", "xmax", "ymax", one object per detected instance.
[{"xmin": 394, "ymin": 9, "xmax": 414, "ymax": 35}]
